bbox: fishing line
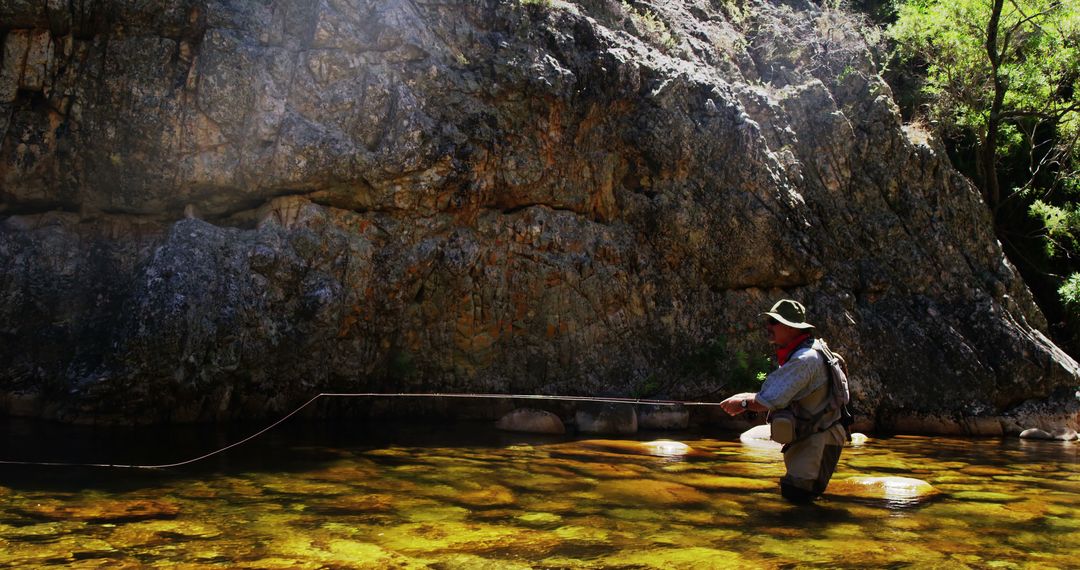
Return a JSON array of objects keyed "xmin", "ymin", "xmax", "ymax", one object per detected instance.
[{"xmin": 0, "ymin": 392, "xmax": 722, "ymax": 470}]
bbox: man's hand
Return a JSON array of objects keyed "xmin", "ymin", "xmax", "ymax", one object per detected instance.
[{"xmin": 720, "ymin": 393, "xmax": 756, "ymax": 416}]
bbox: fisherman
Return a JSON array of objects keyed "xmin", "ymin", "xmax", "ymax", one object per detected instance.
[{"xmin": 719, "ymin": 299, "xmax": 847, "ymax": 504}]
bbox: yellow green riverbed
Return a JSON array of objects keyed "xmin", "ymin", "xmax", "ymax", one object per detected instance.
[{"xmin": 0, "ymin": 419, "xmax": 1077, "ymax": 568}]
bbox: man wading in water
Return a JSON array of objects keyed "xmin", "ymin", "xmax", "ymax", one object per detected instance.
[{"xmin": 720, "ymin": 299, "xmax": 849, "ymax": 504}]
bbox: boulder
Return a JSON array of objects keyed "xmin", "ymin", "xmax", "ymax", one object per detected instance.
[
  {"xmin": 827, "ymin": 477, "xmax": 940, "ymax": 506},
  {"xmin": 1051, "ymin": 428, "xmax": 1079, "ymax": 441},
  {"xmin": 1019, "ymin": 428, "xmax": 1053, "ymax": 440},
  {"xmin": 1018, "ymin": 427, "xmax": 1077, "ymax": 440},
  {"xmin": 495, "ymin": 408, "xmax": 566, "ymax": 435},
  {"xmin": 739, "ymin": 424, "xmax": 776, "ymax": 444}
]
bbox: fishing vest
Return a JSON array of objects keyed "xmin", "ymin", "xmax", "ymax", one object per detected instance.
[{"xmin": 769, "ymin": 338, "xmax": 852, "ymax": 445}]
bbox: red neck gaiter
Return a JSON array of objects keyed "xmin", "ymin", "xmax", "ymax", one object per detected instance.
[{"xmin": 776, "ymin": 333, "xmax": 812, "ymax": 366}]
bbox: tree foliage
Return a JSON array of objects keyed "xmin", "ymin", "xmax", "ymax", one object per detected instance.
[
  {"xmin": 889, "ymin": 0, "xmax": 1078, "ymax": 209},
  {"xmin": 888, "ymin": 0, "xmax": 1080, "ymax": 344}
]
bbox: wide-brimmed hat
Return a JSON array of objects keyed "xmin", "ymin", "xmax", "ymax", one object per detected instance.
[{"xmin": 763, "ymin": 299, "xmax": 815, "ymax": 329}]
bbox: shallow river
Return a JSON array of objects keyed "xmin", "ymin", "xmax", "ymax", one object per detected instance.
[{"xmin": 1, "ymin": 418, "xmax": 1077, "ymax": 568}]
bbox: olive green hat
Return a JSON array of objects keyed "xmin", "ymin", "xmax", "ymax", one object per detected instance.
[{"xmin": 763, "ymin": 299, "xmax": 815, "ymax": 329}]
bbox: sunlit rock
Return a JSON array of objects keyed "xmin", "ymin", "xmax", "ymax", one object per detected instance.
[
  {"xmin": 601, "ymin": 479, "xmax": 711, "ymax": 506},
  {"xmin": 827, "ymin": 477, "xmax": 940, "ymax": 506},
  {"xmin": 641, "ymin": 439, "xmax": 692, "ymax": 457},
  {"xmin": 495, "ymin": 408, "xmax": 566, "ymax": 434},
  {"xmin": 739, "ymin": 424, "xmax": 782, "ymax": 449},
  {"xmin": 637, "ymin": 405, "xmax": 690, "ymax": 430},
  {"xmin": 558, "ymin": 438, "xmax": 705, "ymax": 459}
]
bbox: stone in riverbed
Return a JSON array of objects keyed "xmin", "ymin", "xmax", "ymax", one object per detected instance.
[
  {"xmin": 14, "ymin": 499, "xmax": 180, "ymax": 523},
  {"xmin": 449, "ymin": 484, "xmax": 517, "ymax": 508},
  {"xmin": 495, "ymin": 408, "xmax": 565, "ymax": 434},
  {"xmin": 827, "ymin": 477, "xmax": 940, "ymax": 505},
  {"xmin": 601, "ymin": 479, "xmax": 711, "ymax": 506},
  {"xmin": 562, "ymin": 438, "xmax": 706, "ymax": 459},
  {"xmin": 1051, "ymin": 427, "xmax": 1078, "ymax": 440},
  {"xmin": 739, "ymin": 424, "xmax": 782, "ymax": 449},
  {"xmin": 678, "ymin": 473, "xmax": 776, "ymax": 492},
  {"xmin": 1019, "ymin": 428, "xmax": 1053, "ymax": 440}
]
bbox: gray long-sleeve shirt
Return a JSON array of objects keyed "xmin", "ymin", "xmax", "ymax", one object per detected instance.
[{"xmin": 754, "ymin": 344, "xmax": 828, "ymax": 412}]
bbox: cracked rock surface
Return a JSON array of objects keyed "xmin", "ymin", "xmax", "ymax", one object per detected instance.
[{"xmin": 1, "ymin": 0, "xmax": 1077, "ymax": 430}]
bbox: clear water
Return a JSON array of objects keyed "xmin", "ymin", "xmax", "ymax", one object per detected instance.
[{"xmin": 1, "ymin": 418, "xmax": 1077, "ymax": 568}]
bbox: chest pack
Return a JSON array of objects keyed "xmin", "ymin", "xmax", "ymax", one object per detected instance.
[{"xmin": 769, "ymin": 338, "xmax": 853, "ymax": 445}]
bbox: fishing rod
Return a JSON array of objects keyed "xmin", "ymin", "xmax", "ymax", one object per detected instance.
[{"xmin": 0, "ymin": 392, "xmax": 724, "ymax": 470}]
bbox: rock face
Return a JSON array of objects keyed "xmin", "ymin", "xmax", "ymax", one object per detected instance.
[{"xmin": 1, "ymin": 0, "xmax": 1078, "ymax": 429}]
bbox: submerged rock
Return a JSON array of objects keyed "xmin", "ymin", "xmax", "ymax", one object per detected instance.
[
  {"xmin": 601, "ymin": 479, "xmax": 712, "ymax": 506},
  {"xmin": 559, "ymin": 438, "xmax": 705, "ymax": 459},
  {"xmin": 15, "ymin": 499, "xmax": 180, "ymax": 523},
  {"xmin": 678, "ymin": 474, "xmax": 776, "ymax": 492}
]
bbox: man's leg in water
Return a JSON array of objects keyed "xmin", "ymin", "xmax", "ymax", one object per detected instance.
[{"xmin": 780, "ymin": 427, "xmax": 844, "ymax": 503}]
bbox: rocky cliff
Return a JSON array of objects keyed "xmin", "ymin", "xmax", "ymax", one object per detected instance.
[{"xmin": 1, "ymin": 0, "xmax": 1077, "ymax": 431}]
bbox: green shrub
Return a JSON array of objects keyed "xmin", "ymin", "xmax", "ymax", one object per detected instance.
[{"xmin": 621, "ymin": 1, "xmax": 678, "ymax": 52}]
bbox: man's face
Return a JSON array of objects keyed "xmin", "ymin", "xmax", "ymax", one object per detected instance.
[{"xmin": 765, "ymin": 319, "xmax": 803, "ymax": 347}]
